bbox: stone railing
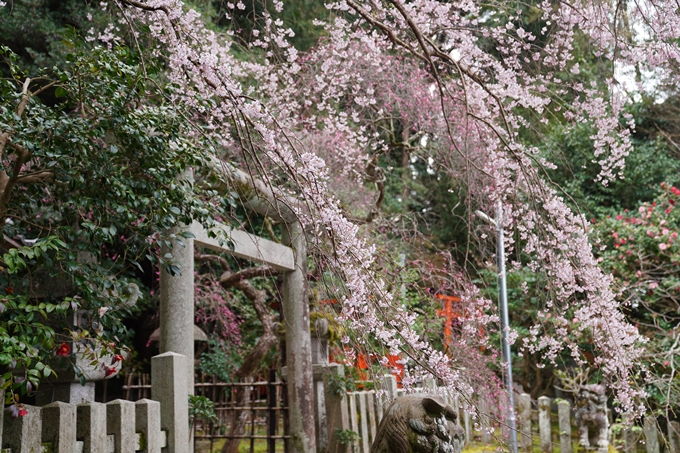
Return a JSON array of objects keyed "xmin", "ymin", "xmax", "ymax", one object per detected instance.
[
  {"xmin": 1, "ymin": 351, "xmax": 189, "ymax": 453},
  {"xmin": 2, "ymin": 399, "xmax": 166, "ymax": 453},
  {"xmin": 519, "ymin": 394, "xmax": 680, "ymax": 453}
]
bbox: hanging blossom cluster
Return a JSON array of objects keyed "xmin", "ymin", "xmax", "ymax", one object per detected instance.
[
  {"xmin": 111, "ymin": 0, "xmax": 477, "ymax": 397},
  {"xmin": 102, "ymin": 0, "xmax": 680, "ymax": 413}
]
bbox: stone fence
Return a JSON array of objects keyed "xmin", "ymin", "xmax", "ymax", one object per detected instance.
[
  {"xmin": 519, "ymin": 394, "xmax": 680, "ymax": 453},
  {"xmin": 1, "ymin": 351, "xmax": 189, "ymax": 453}
]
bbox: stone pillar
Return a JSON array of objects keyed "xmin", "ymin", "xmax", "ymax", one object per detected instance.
[
  {"xmin": 622, "ymin": 413, "xmax": 635, "ymax": 453},
  {"xmin": 42, "ymin": 401, "xmax": 77, "ymax": 453},
  {"xmin": 323, "ymin": 364, "xmax": 350, "ymax": 453},
  {"xmin": 464, "ymin": 409, "xmax": 472, "ymax": 444},
  {"xmin": 557, "ymin": 400, "xmax": 572, "ymax": 453},
  {"xmin": 107, "ymin": 399, "xmax": 136, "ymax": 453},
  {"xmin": 538, "ymin": 396, "xmax": 551, "ymax": 453},
  {"xmin": 519, "ymin": 393, "xmax": 532, "ymax": 452},
  {"xmin": 136, "ymin": 399, "xmax": 162, "ymax": 453},
  {"xmin": 645, "ymin": 417, "xmax": 660, "ymax": 453},
  {"xmin": 312, "ymin": 365, "xmax": 329, "ymax": 453},
  {"xmin": 159, "ymin": 221, "xmax": 195, "ymax": 397},
  {"xmin": 382, "ymin": 374, "xmax": 398, "ymax": 403},
  {"xmin": 2, "ymin": 404, "xmax": 41, "ymax": 453},
  {"xmin": 152, "ymin": 352, "xmax": 190, "ymax": 453},
  {"xmin": 77, "ymin": 401, "xmax": 108, "ymax": 453},
  {"xmin": 282, "ymin": 221, "xmax": 316, "ymax": 453},
  {"xmin": 423, "ymin": 377, "xmax": 437, "ymax": 391},
  {"xmin": 480, "ymin": 399, "xmax": 492, "ymax": 444},
  {"xmin": 669, "ymin": 421, "xmax": 680, "ymax": 453}
]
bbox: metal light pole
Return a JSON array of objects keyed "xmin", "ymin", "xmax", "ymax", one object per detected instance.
[{"xmin": 477, "ymin": 202, "xmax": 518, "ymax": 453}]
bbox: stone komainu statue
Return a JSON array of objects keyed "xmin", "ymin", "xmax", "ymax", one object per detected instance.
[
  {"xmin": 371, "ymin": 393, "xmax": 464, "ymax": 453},
  {"xmin": 574, "ymin": 384, "xmax": 609, "ymax": 453}
]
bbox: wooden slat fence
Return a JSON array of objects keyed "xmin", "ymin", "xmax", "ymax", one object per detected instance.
[{"xmin": 123, "ymin": 369, "xmax": 290, "ymax": 452}]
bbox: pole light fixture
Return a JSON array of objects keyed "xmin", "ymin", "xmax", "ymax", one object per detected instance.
[{"xmin": 476, "ymin": 202, "xmax": 518, "ymax": 453}]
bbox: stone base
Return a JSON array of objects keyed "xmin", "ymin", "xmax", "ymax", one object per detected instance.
[{"xmin": 35, "ymin": 381, "xmax": 95, "ymax": 406}]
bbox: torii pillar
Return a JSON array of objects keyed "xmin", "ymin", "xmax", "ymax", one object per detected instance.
[
  {"xmin": 196, "ymin": 160, "xmax": 317, "ymax": 453},
  {"xmin": 282, "ymin": 221, "xmax": 316, "ymax": 453},
  {"xmin": 159, "ymin": 228, "xmax": 195, "ymax": 396},
  {"xmin": 159, "ymin": 171, "xmax": 195, "ymax": 397}
]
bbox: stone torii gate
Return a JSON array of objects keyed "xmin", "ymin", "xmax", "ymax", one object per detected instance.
[{"xmin": 159, "ymin": 164, "xmax": 316, "ymax": 453}]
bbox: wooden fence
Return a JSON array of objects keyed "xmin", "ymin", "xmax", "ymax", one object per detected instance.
[{"xmin": 123, "ymin": 369, "xmax": 290, "ymax": 452}]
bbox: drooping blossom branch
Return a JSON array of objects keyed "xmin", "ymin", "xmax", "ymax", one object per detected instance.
[{"xmin": 97, "ymin": 0, "xmax": 677, "ymax": 413}]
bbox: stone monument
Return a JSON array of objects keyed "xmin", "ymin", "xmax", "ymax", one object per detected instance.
[{"xmin": 574, "ymin": 384, "xmax": 609, "ymax": 453}]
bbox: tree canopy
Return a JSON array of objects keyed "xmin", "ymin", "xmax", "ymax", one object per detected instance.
[{"xmin": 3, "ymin": 0, "xmax": 680, "ymax": 417}]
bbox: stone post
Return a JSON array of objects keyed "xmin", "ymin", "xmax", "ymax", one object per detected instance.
[
  {"xmin": 42, "ymin": 401, "xmax": 77, "ymax": 453},
  {"xmin": 77, "ymin": 401, "xmax": 108, "ymax": 453},
  {"xmin": 382, "ymin": 374, "xmax": 398, "ymax": 403},
  {"xmin": 323, "ymin": 364, "xmax": 350, "ymax": 453},
  {"xmin": 136, "ymin": 399, "xmax": 162, "ymax": 453},
  {"xmin": 622, "ymin": 413, "xmax": 635, "ymax": 453},
  {"xmin": 480, "ymin": 399, "xmax": 492, "ymax": 444},
  {"xmin": 282, "ymin": 221, "xmax": 316, "ymax": 453},
  {"xmin": 107, "ymin": 399, "xmax": 136, "ymax": 453},
  {"xmin": 152, "ymin": 352, "xmax": 190, "ymax": 453},
  {"xmin": 453, "ymin": 395, "xmax": 462, "ymax": 427},
  {"xmin": 2, "ymin": 404, "xmax": 41, "ymax": 453},
  {"xmin": 519, "ymin": 393, "xmax": 532, "ymax": 452},
  {"xmin": 557, "ymin": 400, "xmax": 572, "ymax": 453},
  {"xmin": 313, "ymin": 365, "xmax": 329, "ymax": 453},
  {"xmin": 645, "ymin": 417, "xmax": 660, "ymax": 453},
  {"xmin": 669, "ymin": 421, "xmax": 680, "ymax": 453},
  {"xmin": 464, "ymin": 409, "xmax": 472, "ymax": 444},
  {"xmin": 538, "ymin": 396, "xmax": 551, "ymax": 453},
  {"xmin": 423, "ymin": 377, "xmax": 437, "ymax": 391}
]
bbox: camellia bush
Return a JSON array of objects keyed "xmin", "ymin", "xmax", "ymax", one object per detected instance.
[
  {"xmin": 0, "ymin": 42, "xmax": 226, "ymax": 410},
  {"xmin": 595, "ymin": 183, "xmax": 680, "ymax": 413}
]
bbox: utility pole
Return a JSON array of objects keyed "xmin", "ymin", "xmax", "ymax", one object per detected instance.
[{"xmin": 476, "ymin": 202, "xmax": 518, "ymax": 453}]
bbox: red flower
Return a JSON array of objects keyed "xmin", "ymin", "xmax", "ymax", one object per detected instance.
[
  {"xmin": 18, "ymin": 408, "xmax": 28, "ymax": 417},
  {"xmin": 105, "ymin": 366, "xmax": 117, "ymax": 377},
  {"xmin": 56, "ymin": 343, "xmax": 70, "ymax": 357},
  {"xmin": 111, "ymin": 354, "xmax": 124, "ymax": 365}
]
